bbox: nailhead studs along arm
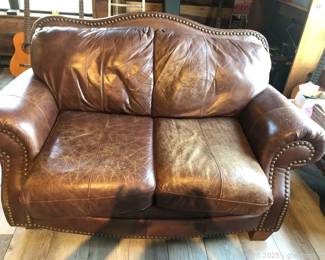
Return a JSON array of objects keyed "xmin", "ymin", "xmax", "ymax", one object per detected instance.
[
  {"xmin": 240, "ymin": 86, "xmax": 325, "ymax": 232},
  {"xmin": 0, "ymin": 70, "xmax": 59, "ymax": 226},
  {"xmin": 257, "ymin": 140, "xmax": 315, "ymax": 232}
]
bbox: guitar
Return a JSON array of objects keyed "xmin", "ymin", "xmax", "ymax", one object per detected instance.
[{"xmin": 9, "ymin": 0, "xmax": 31, "ymax": 77}]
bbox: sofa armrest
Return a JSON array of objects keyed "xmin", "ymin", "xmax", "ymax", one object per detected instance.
[
  {"xmin": 240, "ymin": 86, "xmax": 325, "ymax": 232},
  {"xmin": 240, "ymin": 86, "xmax": 325, "ymax": 173},
  {"xmin": 0, "ymin": 69, "xmax": 58, "ymax": 157},
  {"xmin": 0, "ymin": 69, "xmax": 58, "ymax": 226}
]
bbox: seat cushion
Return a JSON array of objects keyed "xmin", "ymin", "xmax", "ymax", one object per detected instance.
[
  {"xmin": 154, "ymin": 117, "xmax": 273, "ymax": 216},
  {"xmin": 20, "ymin": 111, "xmax": 155, "ymax": 218}
]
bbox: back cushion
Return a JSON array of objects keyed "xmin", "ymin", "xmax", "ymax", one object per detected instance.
[
  {"xmin": 153, "ymin": 29, "xmax": 272, "ymax": 117},
  {"xmin": 32, "ymin": 26, "xmax": 154, "ymax": 115}
]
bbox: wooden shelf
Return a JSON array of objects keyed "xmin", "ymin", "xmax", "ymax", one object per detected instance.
[{"xmin": 277, "ymin": 0, "xmax": 309, "ymax": 12}]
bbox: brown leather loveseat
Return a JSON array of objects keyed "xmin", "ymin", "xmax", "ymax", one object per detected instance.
[{"xmin": 1, "ymin": 12, "xmax": 325, "ymax": 240}]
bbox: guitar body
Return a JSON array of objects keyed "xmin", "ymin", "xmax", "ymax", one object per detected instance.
[
  {"xmin": 9, "ymin": 0, "xmax": 83, "ymax": 77},
  {"xmin": 10, "ymin": 32, "xmax": 31, "ymax": 77}
]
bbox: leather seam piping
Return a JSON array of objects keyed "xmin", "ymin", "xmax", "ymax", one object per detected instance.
[
  {"xmin": 15, "ymin": 222, "xmax": 275, "ymax": 238},
  {"xmin": 157, "ymin": 191, "xmax": 271, "ymax": 207},
  {"xmin": 21, "ymin": 191, "xmax": 155, "ymax": 204}
]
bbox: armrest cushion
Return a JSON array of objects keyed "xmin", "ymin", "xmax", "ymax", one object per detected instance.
[
  {"xmin": 240, "ymin": 86, "xmax": 325, "ymax": 172},
  {"xmin": 0, "ymin": 69, "xmax": 58, "ymax": 158}
]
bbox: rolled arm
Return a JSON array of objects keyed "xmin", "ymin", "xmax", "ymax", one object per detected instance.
[
  {"xmin": 0, "ymin": 69, "xmax": 58, "ymax": 226},
  {"xmin": 240, "ymin": 86, "xmax": 325, "ymax": 173},
  {"xmin": 240, "ymin": 86, "xmax": 325, "ymax": 232}
]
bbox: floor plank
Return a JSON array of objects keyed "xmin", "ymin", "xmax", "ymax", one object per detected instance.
[
  {"xmin": 272, "ymin": 206, "xmax": 319, "ymax": 260},
  {"xmin": 0, "ymin": 187, "xmax": 15, "ymax": 260},
  {"xmin": 0, "ymin": 235, "xmax": 12, "ymax": 260},
  {"xmin": 204, "ymin": 234, "xmax": 246, "ymax": 260},
  {"xmin": 289, "ymin": 174, "xmax": 325, "ymax": 259},
  {"xmin": 87, "ymin": 237, "xmax": 122, "ymax": 260},
  {"xmin": 185, "ymin": 238, "xmax": 208, "ymax": 260},
  {"xmin": 45, "ymin": 232, "xmax": 90, "ymax": 260},
  {"xmin": 4, "ymin": 228, "xmax": 54, "ymax": 260},
  {"xmin": 128, "ymin": 239, "xmax": 170, "ymax": 260},
  {"xmin": 238, "ymin": 233, "xmax": 284, "ymax": 260},
  {"xmin": 167, "ymin": 238, "xmax": 207, "ymax": 260},
  {"xmin": 143, "ymin": 240, "xmax": 169, "ymax": 260}
]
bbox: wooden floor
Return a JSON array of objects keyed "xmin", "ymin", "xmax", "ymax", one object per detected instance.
[
  {"xmin": 0, "ymin": 173, "xmax": 324, "ymax": 260},
  {"xmin": 0, "ymin": 69, "xmax": 325, "ymax": 259}
]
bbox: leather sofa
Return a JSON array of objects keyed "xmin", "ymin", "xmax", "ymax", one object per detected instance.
[{"xmin": 1, "ymin": 12, "xmax": 324, "ymax": 240}]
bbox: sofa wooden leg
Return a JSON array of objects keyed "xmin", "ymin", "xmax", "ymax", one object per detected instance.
[{"xmin": 248, "ymin": 231, "xmax": 273, "ymax": 241}]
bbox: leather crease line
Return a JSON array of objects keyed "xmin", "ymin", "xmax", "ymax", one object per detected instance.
[{"xmin": 197, "ymin": 121, "xmax": 224, "ymax": 202}]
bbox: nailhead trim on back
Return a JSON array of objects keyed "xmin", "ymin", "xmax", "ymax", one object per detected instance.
[
  {"xmin": 32, "ymin": 12, "xmax": 269, "ymax": 51},
  {"xmin": 0, "ymin": 122, "xmax": 30, "ymax": 225},
  {"xmin": 257, "ymin": 140, "xmax": 315, "ymax": 231}
]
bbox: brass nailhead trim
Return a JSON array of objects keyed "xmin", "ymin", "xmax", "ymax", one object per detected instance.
[
  {"xmin": 9, "ymin": 223, "xmax": 274, "ymax": 239},
  {"xmin": 257, "ymin": 140, "xmax": 315, "ymax": 231},
  {"xmin": 33, "ymin": 12, "xmax": 269, "ymax": 51},
  {"xmin": 26, "ymin": 214, "xmax": 33, "ymax": 226},
  {"xmin": 0, "ymin": 122, "xmax": 30, "ymax": 226}
]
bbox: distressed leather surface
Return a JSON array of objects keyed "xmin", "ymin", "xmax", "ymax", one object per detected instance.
[
  {"xmin": 155, "ymin": 117, "xmax": 273, "ymax": 215},
  {"xmin": 2, "ymin": 14, "xmax": 325, "ymax": 238},
  {"xmin": 240, "ymin": 86, "xmax": 325, "ymax": 230},
  {"xmin": 0, "ymin": 69, "xmax": 58, "ymax": 157},
  {"xmin": 32, "ymin": 27, "xmax": 154, "ymax": 115},
  {"xmin": 153, "ymin": 29, "xmax": 271, "ymax": 117},
  {"xmin": 20, "ymin": 111, "xmax": 155, "ymax": 218},
  {"xmin": 241, "ymin": 86, "xmax": 325, "ymax": 171},
  {"xmin": 0, "ymin": 69, "xmax": 58, "ymax": 225}
]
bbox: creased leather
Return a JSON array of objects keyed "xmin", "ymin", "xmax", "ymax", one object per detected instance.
[
  {"xmin": 20, "ymin": 111, "xmax": 155, "ymax": 218},
  {"xmin": 240, "ymin": 86, "xmax": 325, "ymax": 172},
  {"xmin": 240, "ymin": 86, "xmax": 325, "ymax": 231},
  {"xmin": 0, "ymin": 69, "xmax": 58, "ymax": 157},
  {"xmin": 2, "ymin": 16, "xmax": 325, "ymax": 238},
  {"xmin": 153, "ymin": 29, "xmax": 271, "ymax": 117},
  {"xmin": 154, "ymin": 117, "xmax": 273, "ymax": 215},
  {"xmin": 32, "ymin": 26, "xmax": 154, "ymax": 115},
  {"xmin": 0, "ymin": 69, "xmax": 58, "ymax": 225}
]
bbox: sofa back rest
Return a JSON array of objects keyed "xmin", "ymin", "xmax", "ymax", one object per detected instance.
[
  {"xmin": 153, "ymin": 29, "xmax": 271, "ymax": 117},
  {"xmin": 32, "ymin": 13, "xmax": 271, "ymax": 117},
  {"xmin": 31, "ymin": 26, "xmax": 154, "ymax": 115}
]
